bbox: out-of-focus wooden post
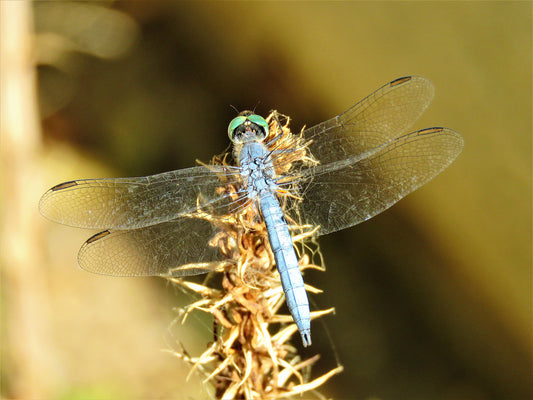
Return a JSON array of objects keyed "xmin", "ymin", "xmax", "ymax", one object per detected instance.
[{"xmin": 1, "ymin": 1, "xmax": 57, "ymax": 398}]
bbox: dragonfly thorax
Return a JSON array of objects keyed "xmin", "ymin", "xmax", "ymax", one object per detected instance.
[{"xmin": 237, "ymin": 141, "xmax": 279, "ymax": 200}]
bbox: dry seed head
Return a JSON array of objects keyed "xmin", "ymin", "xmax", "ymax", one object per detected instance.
[{"xmin": 167, "ymin": 111, "xmax": 342, "ymax": 399}]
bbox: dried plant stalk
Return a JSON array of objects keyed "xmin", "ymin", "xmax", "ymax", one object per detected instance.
[{"xmin": 166, "ymin": 113, "xmax": 343, "ymax": 399}]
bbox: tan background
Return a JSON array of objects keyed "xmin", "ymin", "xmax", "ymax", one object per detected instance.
[{"xmin": 1, "ymin": 1, "xmax": 531, "ymax": 399}]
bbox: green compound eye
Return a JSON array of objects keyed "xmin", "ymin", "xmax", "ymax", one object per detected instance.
[
  {"xmin": 246, "ymin": 114, "xmax": 269, "ymax": 137},
  {"xmin": 227, "ymin": 113, "xmax": 269, "ymax": 142},
  {"xmin": 227, "ymin": 116, "xmax": 247, "ymax": 140}
]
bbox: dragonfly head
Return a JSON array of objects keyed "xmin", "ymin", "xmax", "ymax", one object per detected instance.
[{"xmin": 228, "ymin": 111, "xmax": 269, "ymax": 144}]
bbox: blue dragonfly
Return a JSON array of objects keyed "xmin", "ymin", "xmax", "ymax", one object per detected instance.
[{"xmin": 39, "ymin": 76, "xmax": 463, "ymax": 347}]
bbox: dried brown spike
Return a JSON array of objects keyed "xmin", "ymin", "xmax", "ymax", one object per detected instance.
[{"xmin": 166, "ymin": 111, "xmax": 341, "ymax": 399}]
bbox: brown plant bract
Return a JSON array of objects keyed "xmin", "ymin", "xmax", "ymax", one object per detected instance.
[{"xmin": 166, "ymin": 112, "xmax": 343, "ymax": 399}]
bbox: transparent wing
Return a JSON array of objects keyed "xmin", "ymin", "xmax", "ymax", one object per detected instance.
[
  {"xmin": 296, "ymin": 127, "xmax": 464, "ymax": 236},
  {"xmin": 77, "ymin": 216, "xmax": 225, "ymax": 276},
  {"xmin": 39, "ymin": 165, "xmax": 242, "ymax": 230},
  {"xmin": 302, "ymin": 76, "xmax": 435, "ymax": 164}
]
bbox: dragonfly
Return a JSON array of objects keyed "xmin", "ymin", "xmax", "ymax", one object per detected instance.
[{"xmin": 39, "ymin": 76, "xmax": 464, "ymax": 347}]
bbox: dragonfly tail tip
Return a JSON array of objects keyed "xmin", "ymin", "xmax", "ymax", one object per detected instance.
[{"xmin": 301, "ymin": 331, "xmax": 312, "ymax": 347}]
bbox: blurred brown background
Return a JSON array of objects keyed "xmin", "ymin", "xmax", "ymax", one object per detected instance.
[{"xmin": 1, "ymin": 1, "xmax": 531, "ymax": 399}]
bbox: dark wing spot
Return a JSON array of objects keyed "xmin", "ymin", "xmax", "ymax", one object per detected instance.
[
  {"xmin": 86, "ymin": 230, "xmax": 111, "ymax": 244},
  {"xmin": 390, "ymin": 76, "xmax": 412, "ymax": 87},
  {"xmin": 51, "ymin": 180, "xmax": 78, "ymax": 191},
  {"xmin": 419, "ymin": 127, "xmax": 444, "ymax": 135}
]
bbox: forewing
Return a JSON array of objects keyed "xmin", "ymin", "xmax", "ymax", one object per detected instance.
[
  {"xmin": 297, "ymin": 127, "xmax": 464, "ymax": 236},
  {"xmin": 303, "ymin": 76, "xmax": 435, "ymax": 164},
  {"xmin": 39, "ymin": 165, "xmax": 241, "ymax": 229},
  {"xmin": 78, "ymin": 216, "xmax": 224, "ymax": 277}
]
